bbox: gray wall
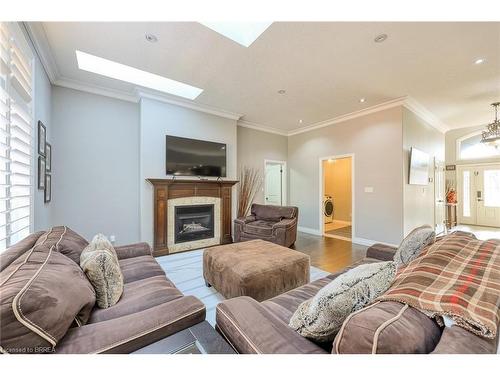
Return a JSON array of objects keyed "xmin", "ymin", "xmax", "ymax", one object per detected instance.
[
  {"xmin": 51, "ymin": 86, "xmax": 140, "ymax": 244},
  {"xmin": 139, "ymin": 98, "xmax": 238, "ymax": 244},
  {"xmin": 237, "ymin": 126, "xmax": 288, "ymax": 205},
  {"xmin": 402, "ymin": 108, "xmax": 445, "ymax": 236},
  {"xmin": 288, "ymin": 107, "xmax": 404, "ymax": 245}
]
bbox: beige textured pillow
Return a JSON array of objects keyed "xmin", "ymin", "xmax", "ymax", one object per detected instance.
[
  {"xmin": 393, "ymin": 225, "xmax": 435, "ymax": 268},
  {"xmin": 289, "ymin": 261, "xmax": 396, "ymax": 342},
  {"xmin": 80, "ymin": 234, "xmax": 123, "ymax": 309}
]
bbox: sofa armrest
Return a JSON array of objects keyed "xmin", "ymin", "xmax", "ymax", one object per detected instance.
[
  {"xmin": 216, "ymin": 296, "xmax": 327, "ymax": 354},
  {"xmin": 234, "ymin": 215, "xmax": 256, "ymax": 225},
  {"xmin": 272, "ymin": 218, "xmax": 296, "ymax": 230},
  {"xmin": 365, "ymin": 243, "xmax": 397, "ymax": 261},
  {"xmin": 431, "ymin": 326, "xmax": 498, "ymax": 354},
  {"xmin": 114, "ymin": 242, "xmax": 152, "ymax": 260}
]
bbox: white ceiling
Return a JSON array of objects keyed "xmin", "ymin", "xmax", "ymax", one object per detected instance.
[{"xmin": 33, "ymin": 22, "xmax": 500, "ymax": 132}]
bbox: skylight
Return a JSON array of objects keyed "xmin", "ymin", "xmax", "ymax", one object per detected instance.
[
  {"xmin": 75, "ymin": 50, "xmax": 203, "ymax": 100},
  {"xmin": 200, "ymin": 22, "xmax": 272, "ymax": 47}
]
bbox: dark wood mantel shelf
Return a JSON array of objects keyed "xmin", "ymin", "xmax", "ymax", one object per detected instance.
[{"xmin": 146, "ymin": 178, "xmax": 239, "ymax": 257}]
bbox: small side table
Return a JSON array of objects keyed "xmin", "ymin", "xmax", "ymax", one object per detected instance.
[{"xmin": 445, "ymin": 203, "xmax": 458, "ymax": 230}]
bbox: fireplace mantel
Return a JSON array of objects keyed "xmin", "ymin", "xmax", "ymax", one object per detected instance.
[{"xmin": 146, "ymin": 179, "xmax": 238, "ymax": 256}]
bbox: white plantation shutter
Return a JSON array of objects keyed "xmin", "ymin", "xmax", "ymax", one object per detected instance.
[{"xmin": 0, "ymin": 22, "xmax": 33, "ymax": 252}]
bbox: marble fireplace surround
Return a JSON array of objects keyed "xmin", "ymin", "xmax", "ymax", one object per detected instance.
[{"xmin": 167, "ymin": 196, "xmax": 221, "ymax": 253}]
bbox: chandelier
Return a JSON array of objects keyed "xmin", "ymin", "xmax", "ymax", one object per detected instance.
[{"xmin": 481, "ymin": 102, "xmax": 500, "ymax": 146}]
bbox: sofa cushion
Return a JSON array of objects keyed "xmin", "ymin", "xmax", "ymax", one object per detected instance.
[
  {"xmin": 0, "ymin": 231, "xmax": 45, "ymax": 272},
  {"xmin": 80, "ymin": 234, "xmax": 124, "ymax": 309},
  {"xmin": 333, "ymin": 301, "xmax": 442, "ymax": 354},
  {"xmin": 119, "ymin": 255, "xmax": 166, "ymax": 283},
  {"xmin": 56, "ymin": 296, "xmax": 205, "ymax": 353},
  {"xmin": 243, "ymin": 219, "xmax": 276, "ymax": 236},
  {"xmin": 88, "ymin": 275, "xmax": 183, "ymax": 324},
  {"xmin": 289, "ymin": 261, "xmax": 396, "ymax": 342},
  {"xmin": 0, "ymin": 239, "xmax": 95, "ymax": 353},
  {"xmin": 251, "ymin": 204, "xmax": 297, "ymax": 221},
  {"xmin": 394, "ymin": 225, "xmax": 435, "ymax": 268},
  {"xmin": 35, "ymin": 226, "xmax": 89, "ymax": 265}
]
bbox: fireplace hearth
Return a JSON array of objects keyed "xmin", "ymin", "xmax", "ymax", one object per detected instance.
[{"xmin": 175, "ymin": 204, "xmax": 214, "ymax": 244}]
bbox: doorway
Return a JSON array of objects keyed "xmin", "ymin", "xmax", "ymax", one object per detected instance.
[
  {"xmin": 319, "ymin": 154, "xmax": 354, "ymax": 241},
  {"xmin": 457, "ymin": 163, "xmax": 500, "ymax": 227},
  {"xmin": 434, "ymin": 160, "xmax": 446, "ymax": 235},
  {"xmin": 264, "ymin": 160, "xmax": 286, "ymax": 206}
]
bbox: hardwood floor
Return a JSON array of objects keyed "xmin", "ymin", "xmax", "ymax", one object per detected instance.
[{"xmin": 292, "ymin": 232, "xmax": 367, "ymax": 273}]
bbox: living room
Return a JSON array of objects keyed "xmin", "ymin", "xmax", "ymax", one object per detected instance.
[{"xmin": 1, "ymin": 0, "xmax": 499, "ymax": 373}]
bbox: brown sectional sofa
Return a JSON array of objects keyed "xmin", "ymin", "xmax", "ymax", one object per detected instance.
[
  {"xmin": 0, "ymin": 227, "xmax": 206, "ymax": 354},
  {"xmin": 215, "ymin": 243, "xmax": 499, "ymax": 354},
  {"xmin": 234, "ymin": 204, "xmax": 298, "ymax": 248}
]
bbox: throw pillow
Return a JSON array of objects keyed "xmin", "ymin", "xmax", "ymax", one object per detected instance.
[
  {"xmin": 0, "ymin": 238, "xmax": 95, "ymax": 353},
  {"xmin": 393, "ymin": 225, "xmax": 435, "ymax": 268},
  {"xmin": 289, "ymin": 261, "xmax": 396, "ymax": 342},
  {"xmin": 80, "ymin": 234, "xmax": 124, "ymax": 309}
]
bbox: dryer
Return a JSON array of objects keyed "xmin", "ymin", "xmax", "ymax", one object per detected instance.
[{"xmin": 323, "ymin": 195, "xmax": 334, "ymax": 224}]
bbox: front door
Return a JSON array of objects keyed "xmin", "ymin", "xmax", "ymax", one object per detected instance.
[
  {"xmin": 264, "ymin": 162, "xmax": 284, "ymax": 205},
  {"xmin": 434, "ymin": 160, "xmax": 445, "ymax": 234},
  {"xmin": 457, "ymin": 164, "xmax": 500, "ymax": 227}
]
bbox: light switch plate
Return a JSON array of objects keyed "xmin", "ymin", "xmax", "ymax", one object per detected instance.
[{"xmin": 364, "ymin": 187, "xmax": 374, "ymax": 193}]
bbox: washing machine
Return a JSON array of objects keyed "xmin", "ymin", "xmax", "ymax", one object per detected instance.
[{"xmin": 323, "ymin": 195, "xmax": 334, "ymax": 224}]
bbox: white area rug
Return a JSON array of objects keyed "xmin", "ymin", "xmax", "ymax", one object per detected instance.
[{"xmin": 156, "ymin": 249, "xmax": 329, "ymax": 326}]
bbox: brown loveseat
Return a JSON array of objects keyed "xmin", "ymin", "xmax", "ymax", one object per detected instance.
[
  {"xmin": 234, "ymin": 204, "xmax": 298, "ymax": 248},
  {"xmin": 215, "ymin": 242, "xmax": 499, "ymax": 354},
  {"xmin": 0, "ymin": 226, "xmax": 206, "ymax": 354}
]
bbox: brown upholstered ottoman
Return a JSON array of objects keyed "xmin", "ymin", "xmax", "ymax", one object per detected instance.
[{"xmin": 203, "ymin": 239, "xmax": 310, "ymax": 302}]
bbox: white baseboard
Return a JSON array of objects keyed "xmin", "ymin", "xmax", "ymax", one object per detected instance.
[
  {"xmin": 298, "ymin": 226, "xmax": 322, "ymax": 236},
  {"xmin": 352, "ymin": 237, "xmax": 398, "ymax": 248}
]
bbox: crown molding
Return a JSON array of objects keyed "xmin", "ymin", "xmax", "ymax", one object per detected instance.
[
  {"xmin": 237, "ymin": 119, "xmax": 289, "ymax": 136},
  {"xmin": 136, "ymin": 89, "xmax": 243, "ymax": 121},
  {"xmin": 23, "ymin": 22, "xmax": 60, "ymax": 83},
  {"xmin": 403, "ymin": 97, "xmax": 449, "ymax": 133},
  {"xmin": 54, "ymin": 76, "xmax": 138, "ymax": 103}
]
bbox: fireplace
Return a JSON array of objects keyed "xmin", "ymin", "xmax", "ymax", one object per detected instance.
[{"xmin": 174, "ymin": 204, "xmax": 214, "ymax": 244}]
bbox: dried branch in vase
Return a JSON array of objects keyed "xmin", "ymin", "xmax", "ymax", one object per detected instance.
[{"xmin": 237, "ymin": 167, "xmax": 262, "ymax": 218}]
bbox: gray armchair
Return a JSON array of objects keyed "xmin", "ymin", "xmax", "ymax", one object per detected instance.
[{"xmin": 234, "ymin": 204, "xmax": 299, "ymax": 248}]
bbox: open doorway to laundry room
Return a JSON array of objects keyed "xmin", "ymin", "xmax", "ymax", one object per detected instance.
[{"xmin": 319, "ymin": 154, "xmax": 354, "ymax": 241}]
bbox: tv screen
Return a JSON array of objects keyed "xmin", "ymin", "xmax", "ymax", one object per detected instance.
[
  {"xmin": 409, "ymin": 147, "xmax": 430, "ymax": 185},
  {"xmin": 166, "ymin": 135, "xmax": 227, "ymax": 177}
]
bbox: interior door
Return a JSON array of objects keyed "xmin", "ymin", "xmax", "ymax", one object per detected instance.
[
  {"xmin": 434, "ymin": 160, "xmax": 445, "ymax": 234},
  {"xmin": 264, "ymin": 163, "xmax": 283, "ymax": 205},
  {"xmin": 457, "ymin": 166, "xmax": 476, "ymax": 225},
  {"xmin": 476, "ymin": 166, "xmax": 500, "ymax": 227}
]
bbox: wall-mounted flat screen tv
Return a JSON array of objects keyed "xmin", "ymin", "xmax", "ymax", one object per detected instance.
[
  {"xmin": 409, "ymin": 147, "xmax": 430, "ymax": 185},
  {"xmin": 166, "ymin": 135, "xmax": 227, "ymax": 177}
]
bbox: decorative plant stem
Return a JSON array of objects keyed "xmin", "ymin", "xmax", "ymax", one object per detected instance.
[{"xmin": 237, "ymin": 167, "xmax": 262, "ymax": 217}]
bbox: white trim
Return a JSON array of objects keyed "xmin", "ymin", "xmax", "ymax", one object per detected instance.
[
  {"xmin": 54, "ymin": 76, "xmax": 137, "ymax": 103},
  {"xmin": 263, "ymin": 159, "xmax": 287, "ymax": 206},
  {"xmin": 289, "ymin": 97, "xmax": 407, "ymax": 136},
  {"xmin": 136, "ymin": 89, "xmax": 242, "ymax": 120},
  {"xmin": 352, "ymin": 237, "xmax": 399, "ymax": 248},
  {"xmin": 297, "ymin": 226, "xmax": 322, "ymax": 236},
  {"xmin": 237, "ymin": 120, "xmax": 288, "ymax": 136},
  {"xmin": 22, "ymin": 22, "xmax": 59, "ymax": 83},
  {"xmin": 403, "ymin": 97, "xmax": 449, "ymax": 133},
  {"xmin": 319, "ymin": 153, "xmax": 355, "ymax": 241}
]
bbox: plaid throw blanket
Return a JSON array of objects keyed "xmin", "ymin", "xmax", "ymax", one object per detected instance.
[{"xmin": 377, "ymin": 232, "xmax": 500, "ymax": 339}]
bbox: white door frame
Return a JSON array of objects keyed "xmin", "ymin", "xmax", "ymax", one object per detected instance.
[
  {"xmin": 319, "ymin": 153, "xmax": 355, "ymax": 239},
  {"xmin": 264, "ymin": 159, "xmax": 287, "ymax": 206}
]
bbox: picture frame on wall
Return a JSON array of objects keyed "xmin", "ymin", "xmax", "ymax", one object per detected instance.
[
  {"xmin": 44, "ymin": 174, "xmax": 51, "ymax": 203},
  {"xmin": 38, "ymin": 156, "xmax": 46, "ymax": 190},
  {"xmin": 45, "ymin": 143, "xmax": 52, "ymax": 172},
  {"xmin": 38, "ymin": 121, "xmax": 46, "ymax": 157}
]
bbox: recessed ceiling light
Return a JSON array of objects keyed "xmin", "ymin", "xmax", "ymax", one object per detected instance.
[
  {"xmin": 374, "ymin": 34, "xmax": 388, "ymax": 43},
  {"xmin": 299, "ymin": 119, "xmax": 303, "ymax": 124},
  {"xmin": 277, "ymin": 89, "xmax": 286, "ymax": 94},
  {"xmin": 145, "ymin": 34, "xmax": 158, "ymax": 43},
  {"xmin": 359, "ymin": 98, "xmax": 366, "ymax": 103},
  {"xmin": 474, "ymin": 58, "xmax": 485, "ymax": 64},
  {"xmin": 200, "ymin": 22, "xmax": 272, "ymax": 47},
  {"xmin": 76, "ymin": 50, "xmax": 203, "ymax": 100}
]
